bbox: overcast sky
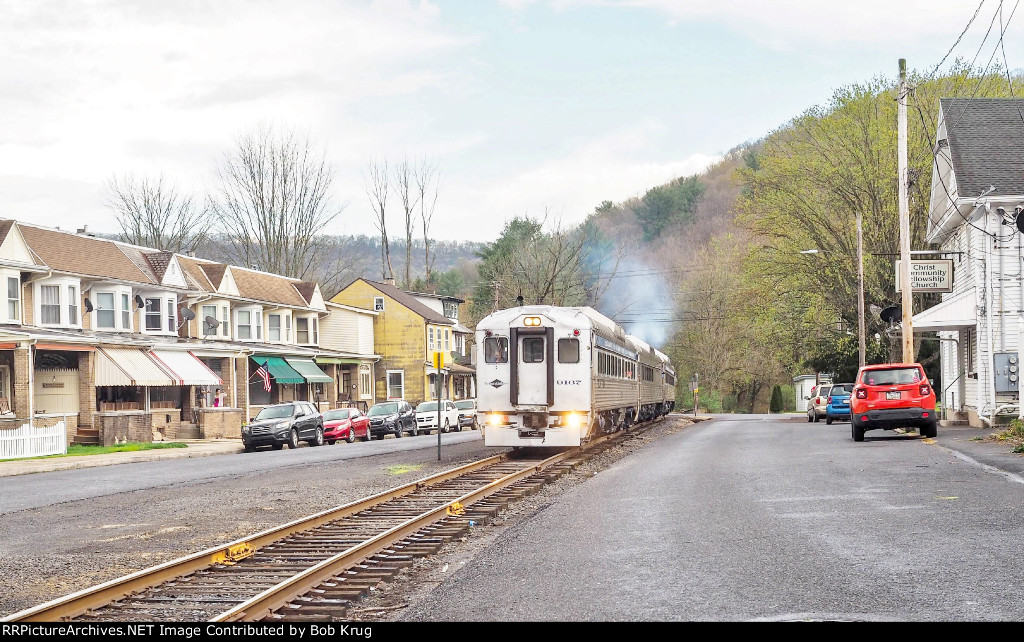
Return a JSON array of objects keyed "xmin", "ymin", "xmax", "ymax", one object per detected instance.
[{"xmin": 1, "ymin": 0, "xmax": 1017, "ymax": 243}]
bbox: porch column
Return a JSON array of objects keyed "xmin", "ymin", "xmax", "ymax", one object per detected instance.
[
  {"xmin": 78, "ymin": 351, "xmax": 96, "ymax": 428},
  {"xmin": 235, "ymin": 355, "xmax": 249, "ymax": 420},
  {"xmin": 13, "ymin": 343, "xmax": 31, "ymax": 418}
]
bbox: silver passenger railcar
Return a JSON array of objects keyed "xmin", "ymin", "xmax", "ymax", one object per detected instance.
[{"xmin": 476, "ymin": 305, "xmax": 676, "ymax": 448}]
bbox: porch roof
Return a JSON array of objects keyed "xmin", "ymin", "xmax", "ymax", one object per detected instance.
[{"xmin": 911, "ymin": 289, "xmax": 977, "ymax": 332}]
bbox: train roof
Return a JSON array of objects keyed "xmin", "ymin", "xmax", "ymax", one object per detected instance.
[{"xmin": 478, "ymin": 305, "xmax": 623, "ymax": 336}]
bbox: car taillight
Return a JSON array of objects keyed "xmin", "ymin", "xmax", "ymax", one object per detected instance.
[
  {"xmin": 827, "ymin": 396, "xmax": 833, "ymax": 403},
  {"xmin": 920, "ymin": 383, "xmax": 930, "ymax": 396},
  {"xmin": 855, "ymin": 388, "xmax": 867, "ymax": 399}
]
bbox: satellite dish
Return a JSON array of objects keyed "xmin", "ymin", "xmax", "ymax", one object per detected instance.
[
  {"xmin": 179, "ymin": 307, "xmax": 196, "ymax": 321},
  {"xmin": 83, "ymin": 298, "xmax": 93, "ymax": 313},
  {"xmin": 134, "ymin": 295, "xmax": 145, "ymax": 309},
  {"xmin": 1016, "ymin": 211, "xmax": 1024, "ymax": 235},
  {"xmin": 880, "ymin": 305, "xmax": 901, "ymax": 324},
  {"xmin": 205, "ymin": 315, "xmax": 220, "ymax": 329}
]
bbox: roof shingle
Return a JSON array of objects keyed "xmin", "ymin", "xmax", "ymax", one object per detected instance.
[{"xmin": 941, "ymin": 98, "xmax": 1024, "ymax": 198}]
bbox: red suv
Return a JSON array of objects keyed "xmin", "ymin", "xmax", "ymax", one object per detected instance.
[{"xmin": 850, "ymin": 363, "xmax": 937, "ymax": 441}]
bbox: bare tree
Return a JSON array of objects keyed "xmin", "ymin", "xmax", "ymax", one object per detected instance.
[
  {"xmin": 392, "ymin": 158, "xmax": 420, "ymax": 288},
  {"xmin": 212, "ymin": 124, "xmax": 341, "ymax": 279},
  {"xmin": 105, "ymin": 173, "xmax": 207, "ymax": 253},
  {"xmin": 413, "ymin": 158, "xmax": 440, "ymax": 280},
  {"xmin": 364, "ymin": 158, "xmax": 394, "ymax": 281}
]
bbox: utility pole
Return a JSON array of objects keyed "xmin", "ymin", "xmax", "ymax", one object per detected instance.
[
  {"xmin": 857, "ymin": 209, "xmax": 866, "ymax": 367},
  {"xmin": 898, "ymin": 58, "xmax": 914, "ymax": 363}
]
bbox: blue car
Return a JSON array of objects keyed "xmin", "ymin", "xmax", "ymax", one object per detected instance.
[{"xmin": 825, "ymin": 383, "xmax": 853, "ymax": 424}]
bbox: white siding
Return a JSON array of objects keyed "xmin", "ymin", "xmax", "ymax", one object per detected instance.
[{"xmin": 320, "ymin": 306, "xmax": 376, "ymax": 356}]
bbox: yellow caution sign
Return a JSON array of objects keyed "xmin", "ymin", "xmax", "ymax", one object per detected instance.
[
  {"xmin": 211, "ymin": 542, "xmax": 255, "ymax": 566},
  {"xmin": 446, "ymin": 501, "xmax": 465, "ymax": 517},
  {"xmin": 433, "ymin": 351, "xmax": 445, "ymax": 369}
]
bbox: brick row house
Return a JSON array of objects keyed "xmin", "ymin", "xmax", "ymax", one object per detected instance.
[
  {"xmin": 0, "ymin": 219, "xmax": 379, "ymax": 447},
  {"xmin": 330, "ymin": 279, "xmax": 475, "ymax": 404}
]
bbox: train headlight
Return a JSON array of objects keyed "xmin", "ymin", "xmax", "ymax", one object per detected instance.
[
  {"xmin": 486, "ymin": 413, "xmax": 506, "ymax": 427},
  {"xmin": 565, "ymin": 412, "xmax": 585, "ymax": 429},
  {"xmin": 523, "ymin": 316, "xmax": 541, "ymax": 326}
]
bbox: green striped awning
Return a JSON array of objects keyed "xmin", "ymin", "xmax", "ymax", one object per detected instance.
[
  {"xmin": 252, "ymin": 355, "xmax": 305, "ymax": 384},
  {"xmin": 285, "ymin": 358, "xmax": 333, "ymax": 383}
]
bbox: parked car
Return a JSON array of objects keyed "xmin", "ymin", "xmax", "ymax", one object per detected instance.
[
  {"xmin": 825, "ymin": 383, "xmax": 853, "ymax": 424},
  {"xmin": 806, "ymin": 383, "xmax": 832, "ymax": 422},
  {"xmin": 366, "ymin": 400, "xmax": 416, "ymax": 439},
  {"xmin": 454, "ymin": 399, "xmax": 478, "ymax": 430},
  {"xmin": 414, "ymin": 400, "xmax": 461, "ymax": 434},
  {"xmin": 242, "ymin": 401, "xmax": 324, "ymax": 452},
  {"xmin": 850, "ymin": 363, "xmax": 937, "ymax": 442},
  {"xmin": 322, "ymin": 407, "xmax": 370, "ymax": 444}
]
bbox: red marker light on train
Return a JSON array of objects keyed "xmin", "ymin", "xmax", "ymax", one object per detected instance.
[
  {"xmin": 573, "ymin": 329, "xmax": 580, "ymax": 336},
  {"xmin": 485, "ymin": 330, "xmax": 493, "ymax": 337}
]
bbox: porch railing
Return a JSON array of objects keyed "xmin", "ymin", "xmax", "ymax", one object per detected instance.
[{"xmin": 0, "ymin": 420, "xmax": 67, "ymax": 460}]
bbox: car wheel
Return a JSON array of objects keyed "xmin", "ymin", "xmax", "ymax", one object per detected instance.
[
  {"xmin": 346, "ymin": 429, "xmax": 356, "ymax": 444},
  {"xmin": 826, "ymin": 415, "xmax": 833, "ymax": 425},
  {"xmin": 922, "ymin": 421, "xmax": 938, "ymax": 438},
  {"xmin": 814, "ymin": 413, "xmax": 821, "ymax": 423},
  {"xmin": 411, "ymin": 424, "xmax": 419, "ymax": 436},
  {"xmin": 443, "ymin": 419, "xmax": 450, "ymax": 433},
  {"xmin": 473, "ymin": 417, "xmax": 479, "ymax": 430},
  {"xmin": 807, "ymin": 412, "xmax": 813, "ymax": 423},
  {"xmin": 852, "ymin": 420, "xmax": 865, "ymax": 442},
  {"xmin": 289, "ymin": 428, "xmax": 300, "ymax": 449},
  {"xmin": 309, "ymin": 427, "xmax": 324, "ymax": 447},
  {"xmin": 394, "ymin": 426, "xmax": 403, "ymax": 438}
]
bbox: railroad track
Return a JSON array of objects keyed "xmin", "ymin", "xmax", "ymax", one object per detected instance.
[{"xmin": 4, "ymin": 421, "xmax": 661, "ymax": 623}]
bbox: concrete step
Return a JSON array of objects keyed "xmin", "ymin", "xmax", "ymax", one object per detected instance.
[
  {"xmin": 73, "ymin": 428, "xmax": 100, "ymax": 445},
  {"xmin": 176, "ymin": 423, "xmax": 200, "ymax": 439}
]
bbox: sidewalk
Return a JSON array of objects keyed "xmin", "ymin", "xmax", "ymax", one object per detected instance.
[{"xmin": 0, "ymin": 439, "xmax": 245, "ymax": 478}]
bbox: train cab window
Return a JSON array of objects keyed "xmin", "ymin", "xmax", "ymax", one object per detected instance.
[
  {"xmin": 557, "ymin": 338, "xmax": 579, "ymax": 363},
  {"xmin": 485, "ymin": 337, "xmax": 508, "ymax": 363},
  {"xmin": 522, "ymin": 337, "xmax": 545, "ymax": 363}
]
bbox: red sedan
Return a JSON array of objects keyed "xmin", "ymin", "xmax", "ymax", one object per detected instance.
[{"xmin": 322, "ymin": 407, "xmax": 370, "ymax": 444}]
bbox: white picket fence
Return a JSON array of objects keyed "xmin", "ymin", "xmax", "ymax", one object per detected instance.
[{"xmin": 0, "ymin": 421, "xmax": 67, "ymax": 460}]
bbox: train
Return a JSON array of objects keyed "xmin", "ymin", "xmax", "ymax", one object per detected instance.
[{"xmin": 475, "ymin": 305, "xmax": 677, "ymax": 447}]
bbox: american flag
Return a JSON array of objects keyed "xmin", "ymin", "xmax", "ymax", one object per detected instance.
[{"xmin": 254, "ymin": 361, "xmax": 271, "ymax": 392}]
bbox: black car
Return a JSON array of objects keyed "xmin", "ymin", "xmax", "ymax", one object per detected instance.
[
  {"xmin": 242, "ymin": 401, "xmax": 325, "ymax": 452},
  {"xmin": 366, "ymin": 400, "xmax": 416, "ymax": 439}
]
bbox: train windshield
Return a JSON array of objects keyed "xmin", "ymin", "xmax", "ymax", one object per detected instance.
[
  {"xmin": 558, "ymin": 338, "xmax": 579, "ymax": 363},
  {"xmin": 485, "ymin": 337, "xmax": 508, "ymax": 363}
]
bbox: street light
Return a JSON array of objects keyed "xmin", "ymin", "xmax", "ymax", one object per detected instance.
[{"xmin": 800, "ymin": 234, "xmax": 867, "ymax": 369}]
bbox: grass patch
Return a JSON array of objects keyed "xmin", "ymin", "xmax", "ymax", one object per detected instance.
[
  {"xmin": 386, "ymin": 464, "xmax": 424, "ymax": 476},
  {"xmin": 991, "ymin": 419, "xmax": 1024, "ymax": 452},
  {"xmin": 4, "ymin": 441, "xmax": 189, "ymax": 462}
]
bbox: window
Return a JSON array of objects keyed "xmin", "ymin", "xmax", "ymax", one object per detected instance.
[
  {"xmin": 558, "ymin": 338, "xmax": 579, "ymax": 363},
  {"xmin": 522, "ymin": 337, "xmax": 545, "ymax": 363},
  {"xmin": 312, "ymin": 317, "xmax": 318, "ymax": 344},
  {"xmin": 444, "ymin": 329, "xmax": 450, "ymax": 351},
  {"xmin": 296, "ymin": 317, "xmax": 309, "ymax": 343},
  {"xmin": 268, "ymin": 314, "xmax": 281, "ymax": 341},
  {"xmin": 285, "ymin": 315, "xmax": 291, "ymax": 341},
  {"xmin": 221, "ymin": 306, "xmax": 229, "ymax": 337},
  {"xmin": 374, "ymin": 297, "xmax": 385, "ymax": 312},
  {"xmin": 202, "ymin": 305, "xmax": 218, "ymax": 336},
  {"xmin": 485, "ymin": 337, "xmax": 508, "ymax": 363},
  {"xmin": 40, "ymin": 285, "xmax": 60, "ymax": 324},
  {"xmin": 97, "ymin": 292, "xmax": 115, "ymax": 328},
  {"xmin": 455, "ymin": 334, "xmax": 464, "ymax": 355},
  {"xmin": 237, "ymin": 310, "xmax": 252, "ymax": 339},
  {"xmin": 443, "ymin": 300, "xmax": 458, "ymax": 319},
  {"xmin": 67, "ymin": 285, "xmax": 77, "ymax": 325},
  {"xmin": 145, "ymin": 298, "xmax": 162, "ymax": 331},
  {"xmin": 255, "ymin": 312, "xmax": 262, "ymax": 340},
  {"xmin": 387, "ymin": 370, "xmax": 404, "ymax": 399},
  {"xmin": 7, "ymin": 277, "xmax": 19, "ymax": 322},
  {"xmin": 166, "ymin": 298, "xmax": 175, "ymax": 332},
  {"xmin": 966, "ymin": 327, "xmax": 977, "ymax": 373},
  {"xmin": 428, "ymin": 327, "xmax": 435, "ymax": 351}
]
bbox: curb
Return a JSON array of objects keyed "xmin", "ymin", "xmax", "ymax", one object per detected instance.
[{"xmin": 0, "ymin": 442, "xmax": 245, "ymax": 478}]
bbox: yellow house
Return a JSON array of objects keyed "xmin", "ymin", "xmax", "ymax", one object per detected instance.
[{"xmin": 329, "ymin": 279, "xmax": 456, "ymax": 404}]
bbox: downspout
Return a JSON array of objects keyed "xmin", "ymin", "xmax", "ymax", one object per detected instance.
[{"xmin": 985, "ymin": 205, "xmax": 997, "ymax": 425}]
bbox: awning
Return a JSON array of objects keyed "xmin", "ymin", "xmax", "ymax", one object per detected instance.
[
  {"xmin": 96, "ymin": 348, "xmax": 176, "ymax": 387},
  {"xmin": 150, "ymin": 350, "xmax": 223, "ymax": 386},
  {"xmin": 448, "ymin": 362, "xmax": 475, "ymax": 375},
  {"xmin": 36, "ymin": 343, "xmax": 95, "ymax": 352},
  {"xmin": 285, "ymin": 357, "xmax": 333, "ymax": 383},
  {"xmin": 251, "ymin": 355, "xmax": 305, "ymax": 384},
  {"xmin": 315, "ymin": 357, "xmax": 363, "ymax": 365},
  {"xmin": 911, "ymin": 289, "xmax": 977, "ymax": 332}
]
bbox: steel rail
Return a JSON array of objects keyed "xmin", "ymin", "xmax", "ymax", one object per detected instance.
[
  {"xmin": 2, "ymin": 452, "xmax": 510, "ymax": 622},
  {"xmin": 212, "ymin": 444, "xmax": 590, "ymax": 621}
]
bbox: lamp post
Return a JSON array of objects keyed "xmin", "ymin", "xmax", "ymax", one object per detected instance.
[{"xmin": 801, "ymin": 235, "xmax": 867, "ymax": 368}]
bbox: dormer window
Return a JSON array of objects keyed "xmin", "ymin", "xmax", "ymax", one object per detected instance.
[
  {"xmin": 7, "ymin": 277, "xmax": 20, "ymax": 322},
  {"xmin": 34, "ymin": 276, "xmax": 84, "ymax": 328},
  {"xmin": 296, "ymin": 316, "xmax": 318, "ymax": 345},
  {"xmin": 145, "ymin": 298, "xmax": 162, "ymax": 331},
  {"xmin": 236, "ymin": 306, "xmax": 262, "ymax": 341},
  {"xmin": 96, "ymin": 292, "xmax": 115, "ymax": 328},
  {"xmin": 268, "ymin": 314, "xmax": 281, "ymax": 341},
  {"xmin": 40, "ymin": 285, "xmax": 60, "ymax": 324},
  {"xmin": 141, "ymin": 294, "xmax": 178, "ymax": 335}
]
